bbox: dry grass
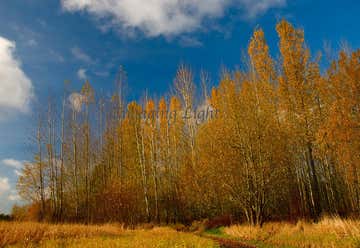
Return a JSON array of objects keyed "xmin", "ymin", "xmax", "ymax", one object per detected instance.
[
  {"xmin": 8, "ymin": 217, "xmax": 360, "ymax": 247},
  {"xmin": 36, "ymin": 227, "xmax": 217, "ymax": 248},
  {"xmin": 0, "ymin": 222, "xmax": 217, "ymax": 248},
  {"xmin": 224, "ymin": 217, "xmax": 360, "ymax": 248},
  {"xmin": 0, "ymin": 221, "xmax": 124, "ymax": 247}
]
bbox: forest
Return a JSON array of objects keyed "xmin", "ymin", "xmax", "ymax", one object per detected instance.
[{"xmin": 13, "ymin": 20, "xmax": 360, "ymax": 227}]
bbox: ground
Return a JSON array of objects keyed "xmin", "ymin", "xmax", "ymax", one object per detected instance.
[{"xmin": 1, "ymin": 217, "xmax": 360, "ymax": 247}]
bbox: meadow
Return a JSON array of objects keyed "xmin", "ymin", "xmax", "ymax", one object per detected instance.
[
  {"xmin": 221, "ymin": 217, "xmax": 360, "ymax": 248},
  {"xmin": 2, "ymin": 217, "xmax": 360, "ymax": 247},
  {"xmin": 0, "ymin": 222, "xmax": 217, "ymax": 248}
]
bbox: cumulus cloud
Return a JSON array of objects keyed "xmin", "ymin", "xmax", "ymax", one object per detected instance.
[
  {"xmin": 61, "ymin": 0, "xmax": 286, "ymax": 37},
  {"xmin": 0, "ymin": 36, "xmax": 33, "ymax": 115},
  {"xmin": 2, "ymin": 158, "xmax": 23, "ymax": 169},
  {"xmin": 0, "ymin": 177, "xmax": 10, "ymax": 196},
  {"xmin": 77, "ymin": 68, "xmax": 87, "ymax": 80}
]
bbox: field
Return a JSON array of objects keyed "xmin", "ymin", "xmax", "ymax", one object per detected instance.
[
  {"xmin": 221, "ymin": 217, "xmax": 360, "ymax": 248},
  {"xmin": 1, "ymin": 217, "xmax": 360, "ymax": 247},
  {"xmin": 0, "ymin": 222, "xmax": 217, "ymax": 248}
]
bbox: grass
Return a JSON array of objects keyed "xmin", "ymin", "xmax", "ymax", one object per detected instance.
[
  {"xmin": 204, "ymin": 227, "xmax": 279, "ymax": 248},
  {"xmin": 0, "ymin": 222, "xmax": 218, "ymax": 248},
  {"xmin": 35, "ymin": 228, "xmax": 217, "ymax": 248},
  {"xmin": 224, "ymin": 217, "xmax": 360, "ymax": 248},
  {"xmin": 3, "ymin": 217, "xmax": 360, "ymax": 247},
  {"xmin": 0, "ymin": 221, "xmax": 125, "ymax": 247}
]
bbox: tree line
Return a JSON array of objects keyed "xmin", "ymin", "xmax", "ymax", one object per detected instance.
[{"xmin": 15, "ymin": 21, "xmax": 360, "ymax": 226}]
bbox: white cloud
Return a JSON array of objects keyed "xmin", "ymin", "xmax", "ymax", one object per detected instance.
[
  {"xmin": 71, "ymin": 46, "xmax": 92, "ymax": 64},
  {"xmin": 68, "ymin": 92, "xmax": 85, "ymax": 112},
  {"xmin": 94, "ymin": 71, "xmax": 109, "ymax": 77},
  {"xmin": 0, "ymin": 36, "xmax": 33, "ymax": 114},
  {"xmin": 77, "ymin": 68, "xmax": 87, "ymax": 80},
  {"xmin": 239, "ymin": 0, "xmax": 286, "ymax": 18},
  {"xmin": 61, "ymin": 0, "xmax": 286, "ymax": 37},
  {"xmin": 14, "ymin": 169, "xmax": 22, "ymax": 177},
  {"xmin": 26, "ymin": 39, "xmax": 38, "ymax": 47},
  {"xmin": 8, "ymin": 192, "xmax": 21, "ymax": 201},
  {"xmin": 0, "ymin": 177, "xmax": 10, "ymax": 196},
  {"xmin": 49, "ymin": 49, "xmax": 65, "ymax": 63},
  {"xmin": 2, "ymin": 158, "xmax": 23, "ymax": 169},
  {"xmin": 179, "ymin": 36, "xmax": 203, "ymax": 47}
]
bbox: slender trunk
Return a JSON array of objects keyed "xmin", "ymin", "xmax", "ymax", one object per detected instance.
[
  {"xmin": 59, "ymin": 96, "xmax": 65, "ymax": 221},
  {"xmin": 135, "ymin": 122, "xmax": 150, "ymax": 222},
  {"xmin": 308, "ymin": 143, "xmax": 321, "ymax": 220},
  {"xmin": 37, "ymin": 120, "xmax": 46, "ymax": 221},
  {"xmin": 72, "ymin": 110, "xmax": 79, "ymax": 219}
]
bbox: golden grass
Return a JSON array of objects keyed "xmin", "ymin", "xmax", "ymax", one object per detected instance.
[
  {"xmin": 36, "ymin": 227, "xmax": 217, "ymax": 248},
  {"xmin": 8, "ymin": 217, "xmax": 360, "ymax": 248},
  {"xmin": 0, "ymin": 221, "xmax": 124, "ymax": 247},
  {"xmin": 223, "ymin": 217, "xmax": 360, "ymax": 248},
  {"xmin": 0, "ymin": 222, "xmax": 217, "ymax": 248}
]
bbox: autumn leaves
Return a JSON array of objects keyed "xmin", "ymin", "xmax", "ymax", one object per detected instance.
[{"xmin": 16, "ymin": 20, "xmax": 360, "ymax": 226}]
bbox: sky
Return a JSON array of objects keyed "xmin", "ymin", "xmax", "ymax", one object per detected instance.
[{"xmin": 0, "ymin": 0, "xmax": 359, "ymax": 214}]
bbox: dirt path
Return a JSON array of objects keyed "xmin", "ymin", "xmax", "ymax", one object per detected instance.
[
  {"xmin": 200, "ymin": 234, "xmax": 256, "ymax": 248},
  {"xmin": 211, "ymin": 236, "xmax": 256, "ymax": 248}
]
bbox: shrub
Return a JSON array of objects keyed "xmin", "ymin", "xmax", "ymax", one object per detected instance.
[
  {"xmin": 205, "ymin": 215, "xmax": 233, "ymax": 230},
  {"xmin": 189, "ymin": 219, "xmax": 207, "ymax": 233}
]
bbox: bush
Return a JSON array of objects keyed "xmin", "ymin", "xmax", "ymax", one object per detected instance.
[
  {"xmin": 137, "ymin": 222, "xmax": 155, "ymax": 230},
  {"xmin": 205, "ymin": 215, "xmax": 233, "ymax": 230},
  {"xmin": 170, "ymin": 223, "xmax": 186, "ymax": 232},
  {"xmin": 189, "ymin": 219, "xmax": 207, "ymax": 233}
]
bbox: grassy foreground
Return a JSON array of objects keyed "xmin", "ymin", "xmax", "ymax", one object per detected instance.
[
  {"xmin": 0, "ymin": 222, "xmax": 217, "ymax": 248},
  {"xmin": 2, "ymin": 217, "xmax": 360, "ymax": 247},
  {"xmin": 222, "ymin": 217, "xmax": 360, "ymax": 248}
]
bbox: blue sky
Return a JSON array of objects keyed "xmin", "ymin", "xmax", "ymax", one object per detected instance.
[{"xmin": 0, "ymin": 0, "xmax": 359, "ymax": 213}]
